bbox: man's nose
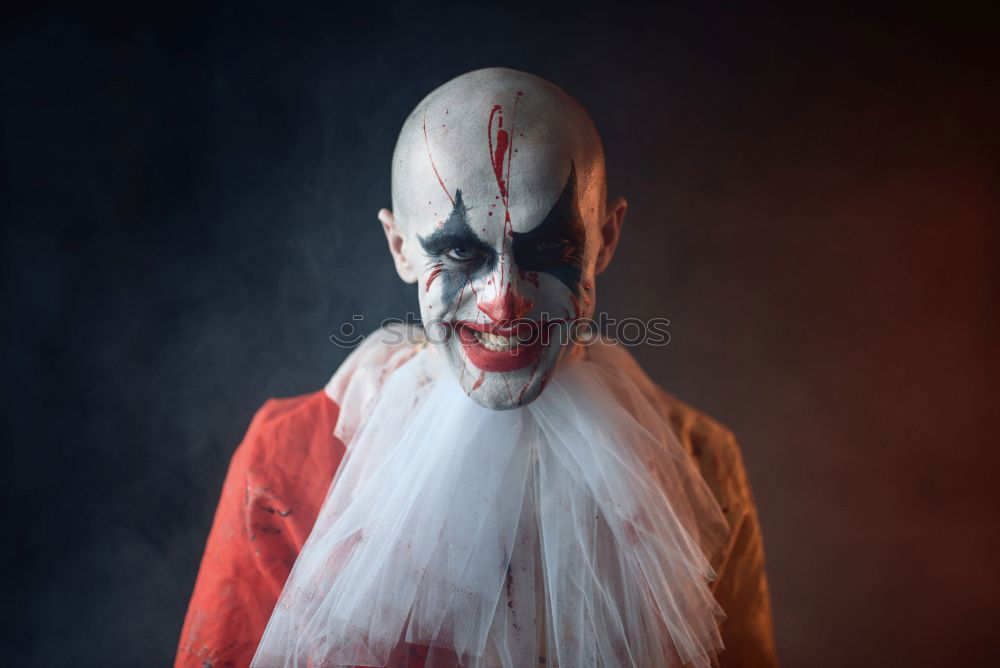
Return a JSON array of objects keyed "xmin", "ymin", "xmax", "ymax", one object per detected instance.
[{"xmin": 477, "ymin": 279, "xmax": 534, "ymax": 323}]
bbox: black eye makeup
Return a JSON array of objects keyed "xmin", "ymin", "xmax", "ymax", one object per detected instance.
[
  {"xmin": 511, "ymin": 164, "xmax": 586, "ymax": 293},
  {"xmin": 418, "ymin": 190, "xmax": 495, "ymax": 265},
  {"xmin": 418, "ymin": 165, "xmax": 586, "ymax": 299},
  {"xmin": 418, "ymin": 190, "xmax": 497, "ymax": 304}
]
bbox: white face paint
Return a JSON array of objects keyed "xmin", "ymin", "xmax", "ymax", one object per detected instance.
[{"xmin": 384, "ymin": 68, "xmax": 624, "ymax": 410}]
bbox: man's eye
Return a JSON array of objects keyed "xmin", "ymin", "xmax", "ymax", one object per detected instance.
[
  {"xmin": 534, "ymin": 239, "xmax": 566, "ymax": 253},
  {"xmin": 446, "ymin": 246, "xmax": 479, "ymax": 262}
]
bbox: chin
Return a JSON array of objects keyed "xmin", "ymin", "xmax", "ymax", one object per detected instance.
[{"xmin": 439, "ymin": 322, "xmax": 569, "ymax": 410}]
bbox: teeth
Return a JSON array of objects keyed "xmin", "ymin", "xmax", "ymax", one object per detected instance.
[{"xmin": 474, "ymin": 330, "xmax": 520, "ymax": 351}]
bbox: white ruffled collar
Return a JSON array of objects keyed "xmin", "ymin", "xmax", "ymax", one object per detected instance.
[{"xmin": 258, "ymin": 328, "xmax": 728, "ymax": 667}]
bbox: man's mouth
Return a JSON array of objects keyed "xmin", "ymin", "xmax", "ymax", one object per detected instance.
[
  {"xmin": 471, "ymin": 328, "xmax": 529, "ymax": 351},
  {"xmin": 455, "ymin": 321, "xmax": 546, "ymax": 372}
]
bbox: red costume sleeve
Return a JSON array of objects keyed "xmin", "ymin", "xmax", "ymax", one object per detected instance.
[{"xmin": 175, "ymin": 391, "xmax": 345, "ymax": 668}]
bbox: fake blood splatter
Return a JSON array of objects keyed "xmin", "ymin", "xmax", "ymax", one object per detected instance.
[
  {"xmin": 500, "ymin": 374, "xmax": 514, "ymax": 404},
  {"xmin": 487, "ymin": 91, "xmax": 523, "ymax": 290},
  {"xmin": 489, "ymin": 107, "xmax": 511, "ymax": 202},
  {"xmin": 623, "ymin": 520, "xmax": 641, "ymax": 546},
  {"xmin": 423, "ymin": 113, "xmax": 454, "ymax": 206},
  {"xmin": 454, "ymin": 272, "xmax": 471, "ymax": 310},
  {"xmin": 425, "ymin": 262, "xmax": 444, "ymax": 293}
]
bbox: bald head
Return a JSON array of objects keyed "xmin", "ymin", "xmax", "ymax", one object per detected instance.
[{"xmin": 391, "ymin": 67, "xmax": 607, "ymax": 231}]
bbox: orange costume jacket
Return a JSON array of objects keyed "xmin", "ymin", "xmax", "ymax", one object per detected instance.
[{"xmin": 176, "ymin": 389, "xmax": 778, "ymax": 667}]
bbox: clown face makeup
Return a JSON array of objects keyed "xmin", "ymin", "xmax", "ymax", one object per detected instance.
[{"xmin": 381, "ymin": 68, "xmax": 626, "ymax": 409}]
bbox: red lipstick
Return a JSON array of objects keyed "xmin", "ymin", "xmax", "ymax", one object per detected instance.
[{"xmin": 455, "ymin": 321, "xmax": 545, "ymax": 372}]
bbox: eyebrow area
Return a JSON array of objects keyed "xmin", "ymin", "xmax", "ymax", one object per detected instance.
[{"xmin": 417, "ymin": 189, "xmax": 494, "ymax": 257}]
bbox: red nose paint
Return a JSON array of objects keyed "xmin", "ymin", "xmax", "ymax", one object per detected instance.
[{"xmin": 477, "ymin": 283, "xmax": 534, "ymax": 322}]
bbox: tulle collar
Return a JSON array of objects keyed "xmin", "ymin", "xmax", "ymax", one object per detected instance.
[{"xmin": 255, "ymin": 328, "xmax": 729, "ymax": 667}]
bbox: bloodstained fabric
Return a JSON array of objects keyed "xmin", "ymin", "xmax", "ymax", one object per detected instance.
[{"xmin": 175, "ymin": 386, "xmax": 777, "ymax": 667}]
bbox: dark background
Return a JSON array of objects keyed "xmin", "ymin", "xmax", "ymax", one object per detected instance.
[{"xmin": 3, "ymin": 2, "xmax": 997, "ymax": 665}]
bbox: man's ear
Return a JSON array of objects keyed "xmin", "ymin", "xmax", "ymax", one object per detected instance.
[
  {"xmin": 378, "ymin": 208, "xmax": 418, "ymax": 284},
  {"xmin": 595, "ymin": 196, "xmax": 627, "ymax": 274}
]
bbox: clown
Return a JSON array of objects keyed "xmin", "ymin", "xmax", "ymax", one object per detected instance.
[
  {"xmin": 177, "ymin": 68, "xmax": 777, "ymax": 667},
  {"xmin": 376, "ymin": 68, "xmax": 619, "ymax": 411}
]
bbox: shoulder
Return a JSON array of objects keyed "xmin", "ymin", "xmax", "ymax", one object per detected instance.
[
  {"xmin": 237, "ymin": 390, "xmax": 341, "ymax": 467},
  {"xmin": 231, "ymin": 390, "xmax": 345, "ymax": 510},
  {"xmin": 250, "ymin": 390, "xmax": 340, "ymax": 435},
  {"xmin": 652, "ymin": 386, "xmax": 754, "ymax": 534},
  {"xmin": 582, "ymin": 341, "xmax": 756, "ymax": 531},
  {"xmin": 655, "ymin": 388, "xmax": 738, "ymax": 465},
  {"xmin": 219, "ymin": 390, "xmax": 346, "ymax": 559}
]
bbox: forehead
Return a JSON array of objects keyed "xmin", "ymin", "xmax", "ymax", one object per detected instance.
[{"xmin": 396, "ymin": 93, "xmax": 600, "ymax": 236}]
